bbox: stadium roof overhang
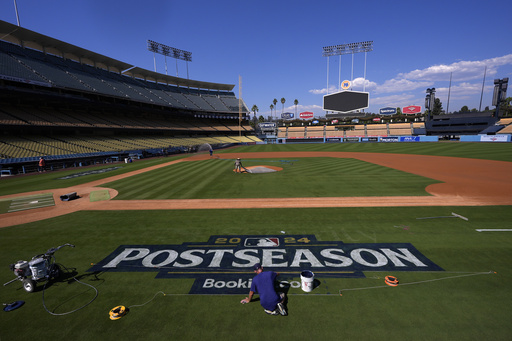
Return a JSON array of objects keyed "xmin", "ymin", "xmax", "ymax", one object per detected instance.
[
  {"xmin": 0, "ymin": 20, "xmax": 235, "ymax": 91},
  {"xmin": 0, "ymin": 20, "xmax": 132, "ymax": 72}
]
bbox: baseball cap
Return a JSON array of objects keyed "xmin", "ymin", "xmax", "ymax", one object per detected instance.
[{"xmin": 253, "ymin": 263, "xmax": 262, "ymax": 270}]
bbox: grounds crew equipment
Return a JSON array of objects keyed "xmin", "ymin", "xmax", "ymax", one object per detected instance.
[
  {"xmin": 4, "ymin": 243, "xmax": 75, "ymax": 293},
  {"xmin": 109, "ymin": 305, "xmax": 127, "ymax": 320},
  {"xmin": 3, "ymin": 301, "xmax": 24, "ymax": 312},
  {"xmin": 385, "ymin": 275, "xmax": 399, "ymax": 287}
]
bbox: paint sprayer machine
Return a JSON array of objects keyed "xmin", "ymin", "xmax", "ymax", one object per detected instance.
[{"xmin": 4, "ymin": 243, "xmax": 75, "ymax": 293}]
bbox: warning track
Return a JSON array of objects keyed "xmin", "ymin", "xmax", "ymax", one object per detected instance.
[{"xmin": 1, "ymin": 151, "xmax": 511, "ymax": 228}]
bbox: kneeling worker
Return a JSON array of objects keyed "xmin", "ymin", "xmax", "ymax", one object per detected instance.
[{"xmin": 240, "ymin": 263, "xmax": 287, "ymax": 316}]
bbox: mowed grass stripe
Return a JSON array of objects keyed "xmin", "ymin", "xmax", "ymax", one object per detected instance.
[
  {"xmin": 226, "ymin": 142, "xmax": 512, "ymax": 162},
  {"xmin": 176, "ymin": 159, "xmax": 231, "ymax": 199},
  {"xmin": 283, "ymin": 158, "xmax": 435, "ymax": 197},
  {"xmin": 108, "ymin": 159, "xmax": 230, "ymax": 200},
  {"xmin": 290, "ymin": 158, "xmax": 384, "ymax": 176},
  {"xmin": 106, "ymin": 157, "xmax": 438, "ymax": 200},
  {"xmin": 148, "ymin": 159, "xmax": 228, "ymax": 199},
  {"xmin": 127, "ymin": 160, "xmax": 211, "ymax": 199}
]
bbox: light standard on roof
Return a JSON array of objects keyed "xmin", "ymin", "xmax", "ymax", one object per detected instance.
[
  {"xmin": 425, "ymin": 88, "xmax": 436, "ymax": 121},
  {"xmin": 147, "ymin": 40, "xmax": 192, "ymax": 79},
  {"xmin": 492, "ymin": 78, "xmax": 508, "ymax": 118},
  {"xmin": 13, "ymin": 0, "xmax": 21, "ymax": 26},
  {"xmin": 322, "ymin": 41, "xmax": 373, "ymax": 94}
]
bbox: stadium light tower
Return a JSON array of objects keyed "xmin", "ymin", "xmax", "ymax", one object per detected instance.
[
  {"xmin": 492, "ymin": 78, "xmax": 508, "ymax": 118},
  {"xmin": 147, "ymin": 40, "xmax": 192, "ymax": 78},
  {"xmin": 425, "ymin": 88, "xmax": 436, "ymax": 121},
  {"xmin": 322, "ymin": 41, "xmax": 373, "ymax": 94}
]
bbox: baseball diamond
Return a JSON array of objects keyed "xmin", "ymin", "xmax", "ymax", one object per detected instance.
[
  {"xmin": 1, "ymin": 144, "xmax": 512, "ymax": 341},
  {"xmin": 1, "ymin": 5, "xmax": 512, "ymax": 339},
  {"xmin": 1, "ymin": 151, "xmax": 511, "ymax": 228}
]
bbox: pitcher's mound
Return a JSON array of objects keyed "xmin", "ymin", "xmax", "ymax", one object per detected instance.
[{"xmin": 233, "ymin": 165, "xmax": 283, "ymax": 173}]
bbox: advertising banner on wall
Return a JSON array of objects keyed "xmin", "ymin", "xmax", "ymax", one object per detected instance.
[
  {"xmin": 282, "ymin": 112, "xmax": 294, "ymax": 119},
  {"xmin": 400, "ymin": 136, "xmax": 420, "ymax": 142},
  {"xmin": 480, "ymin": 135, "xmax": 508, "ymax": 142},
  {"xmin": 402, "ymin": 105, "xmax": 422, "ymax": 115},
  {"xmin": 299, "ymin": 112, "xmax": 314, "ymax": 119},
  {"xmin": 381, "ymin": 137, "xmax": 399, "ymax": 142},
  {"xmin": 379, "ymin": 107, "xmax": 397, "ymax": 115},
  {"xmin": 259, "ymin": 122, "xmax": 276, "ymax": 130}
]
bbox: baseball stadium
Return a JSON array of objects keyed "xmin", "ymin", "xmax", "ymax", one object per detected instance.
[{"xmin": 1, "ymin": 19, "xmax": 512, "ymax": 341}]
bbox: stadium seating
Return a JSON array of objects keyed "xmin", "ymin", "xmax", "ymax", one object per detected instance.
[
  {"xmin": 0, "ymin": 133, "xmax": 262, "ymax": 161},
  {"xmin": 0, "ymin": 39, "xmax": 247, "ymax": 113},
  {"xmin": 500, "ymin": 125, "xmax": 512, "ymax": 133},
  {"xmin": 345, "ymin": 125, "xmax": 365, "ymax": 137},
  {"xmin": 306, "ymin": 126, "xmax": 325, "ymax": 138},
  {"xmin": 388, "ymin": 123, "xmax": 412, "ymax": 136},
  {"xmin": 425, "ymin": 112, "xmax": 498, "ymax": 135}
]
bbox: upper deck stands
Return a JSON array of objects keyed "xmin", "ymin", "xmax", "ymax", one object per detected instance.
[{"xmin": 0, "ymin": 38, "xmax": 247, "ymax": 114}]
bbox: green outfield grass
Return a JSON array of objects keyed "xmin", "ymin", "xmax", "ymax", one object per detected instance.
[
  {"xmin": 106, "ymin": 157, "xmax": 438, "ymax": 199},
  {"xmin": 219, "ymin": 142, "xmax": 512, "ymax": 162},
  {"xmin": 1, "ymin": 142, "xmax": 511, "ymax": 340},
  {"xmin": 1, "ymin": 207, "xmax": 511, "ymax": 340},
  {"xmin": 0, "ymin": 154, "xmax": 188, "ymax": 197}
]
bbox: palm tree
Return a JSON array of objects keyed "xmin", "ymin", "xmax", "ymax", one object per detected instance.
[
  {"xmin": 270, "ymin": 104, "xmax": 274, "ymax": 121},
  {"xmin": 294, "ymin": 99, "xmax": 299, "ymax": 116},
  {"xmin": 251, "ymin": 105, "xmax": 259, "ymax": 120},
  {"xmin": 281, "ymin": 97, "xmax": 286, "ymax": 114},
  {"xmin": 273, "ymin": 98, "xmax": 278, "ymax": 119}
]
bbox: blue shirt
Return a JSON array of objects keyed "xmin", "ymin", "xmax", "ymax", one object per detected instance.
[{"xmin": 250, "ymin": 271, "xmax": 280, "ymax": 311}]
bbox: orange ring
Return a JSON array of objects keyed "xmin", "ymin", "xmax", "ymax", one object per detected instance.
[{"xmin": 385, "ymin": 275, "xmax": 399, "ymax": 286}]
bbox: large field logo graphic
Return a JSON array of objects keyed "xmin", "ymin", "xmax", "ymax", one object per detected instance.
[{"xmin": 89, "ymin": 235, "xmax": 443, "ymax": 294}]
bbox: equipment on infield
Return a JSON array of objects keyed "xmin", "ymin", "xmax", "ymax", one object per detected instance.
[{"xmin": 4, "ymin": 243, "xmax": 75, "ymax": 293}]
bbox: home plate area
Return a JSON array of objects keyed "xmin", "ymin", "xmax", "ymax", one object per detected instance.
[
  {"xmin": 233, "ymin": 165, "xmax": 283, "ymax": 173},
  {"xmin": 7, "ymin": 193, "xmax": 55, "ymax": 213}
]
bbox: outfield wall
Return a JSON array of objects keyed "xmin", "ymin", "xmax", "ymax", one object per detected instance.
[
  {"xmin": 459, "ymin": 135, "xmax": 511, "ymax": 142},
  {"xmin": 279, "ymin": 134, "xmax": 511, "ymax": 144},
  {"xmin": 280, "ymin": 136, "xmax": 439, "ymax": 143}
]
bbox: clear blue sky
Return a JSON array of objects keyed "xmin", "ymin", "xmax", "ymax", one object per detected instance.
[{"xmin": 1, "ymin": 0, "xmax": 511, "ymax": 118}]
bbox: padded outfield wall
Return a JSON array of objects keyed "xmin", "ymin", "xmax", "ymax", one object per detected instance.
[{"xmin": 278, "ymin": 135, "xmax": 511, "ymax": 144}]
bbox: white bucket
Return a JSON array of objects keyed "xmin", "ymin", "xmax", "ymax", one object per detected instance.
[{"xmin": 300, "ymin": 270, "xmax": 314, "ymax": 292}]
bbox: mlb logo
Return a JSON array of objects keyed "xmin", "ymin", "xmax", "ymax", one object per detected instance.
[{"xmin": 244, "ymin": 238, "xmax": 279, "ymax": 247}]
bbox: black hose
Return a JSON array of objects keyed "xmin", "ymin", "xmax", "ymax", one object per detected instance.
[{"xmin": 41, "ymin": 262, "xmax": 98, "ymax": 316}]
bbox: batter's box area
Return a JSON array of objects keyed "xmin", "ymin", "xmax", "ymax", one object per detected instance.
[{"xmin": 4, "ymin": 193, "xmax": 55, "ymax": 213}]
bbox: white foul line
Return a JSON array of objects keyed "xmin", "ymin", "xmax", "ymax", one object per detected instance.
[{"xmin": 476, "ymin": 229, "xmax": 512, "ymax": 232}]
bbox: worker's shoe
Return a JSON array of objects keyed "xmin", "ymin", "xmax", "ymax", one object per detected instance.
[{"xmin": 277, "ymin": 302, "xmax": 287, "ymax": 316}]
